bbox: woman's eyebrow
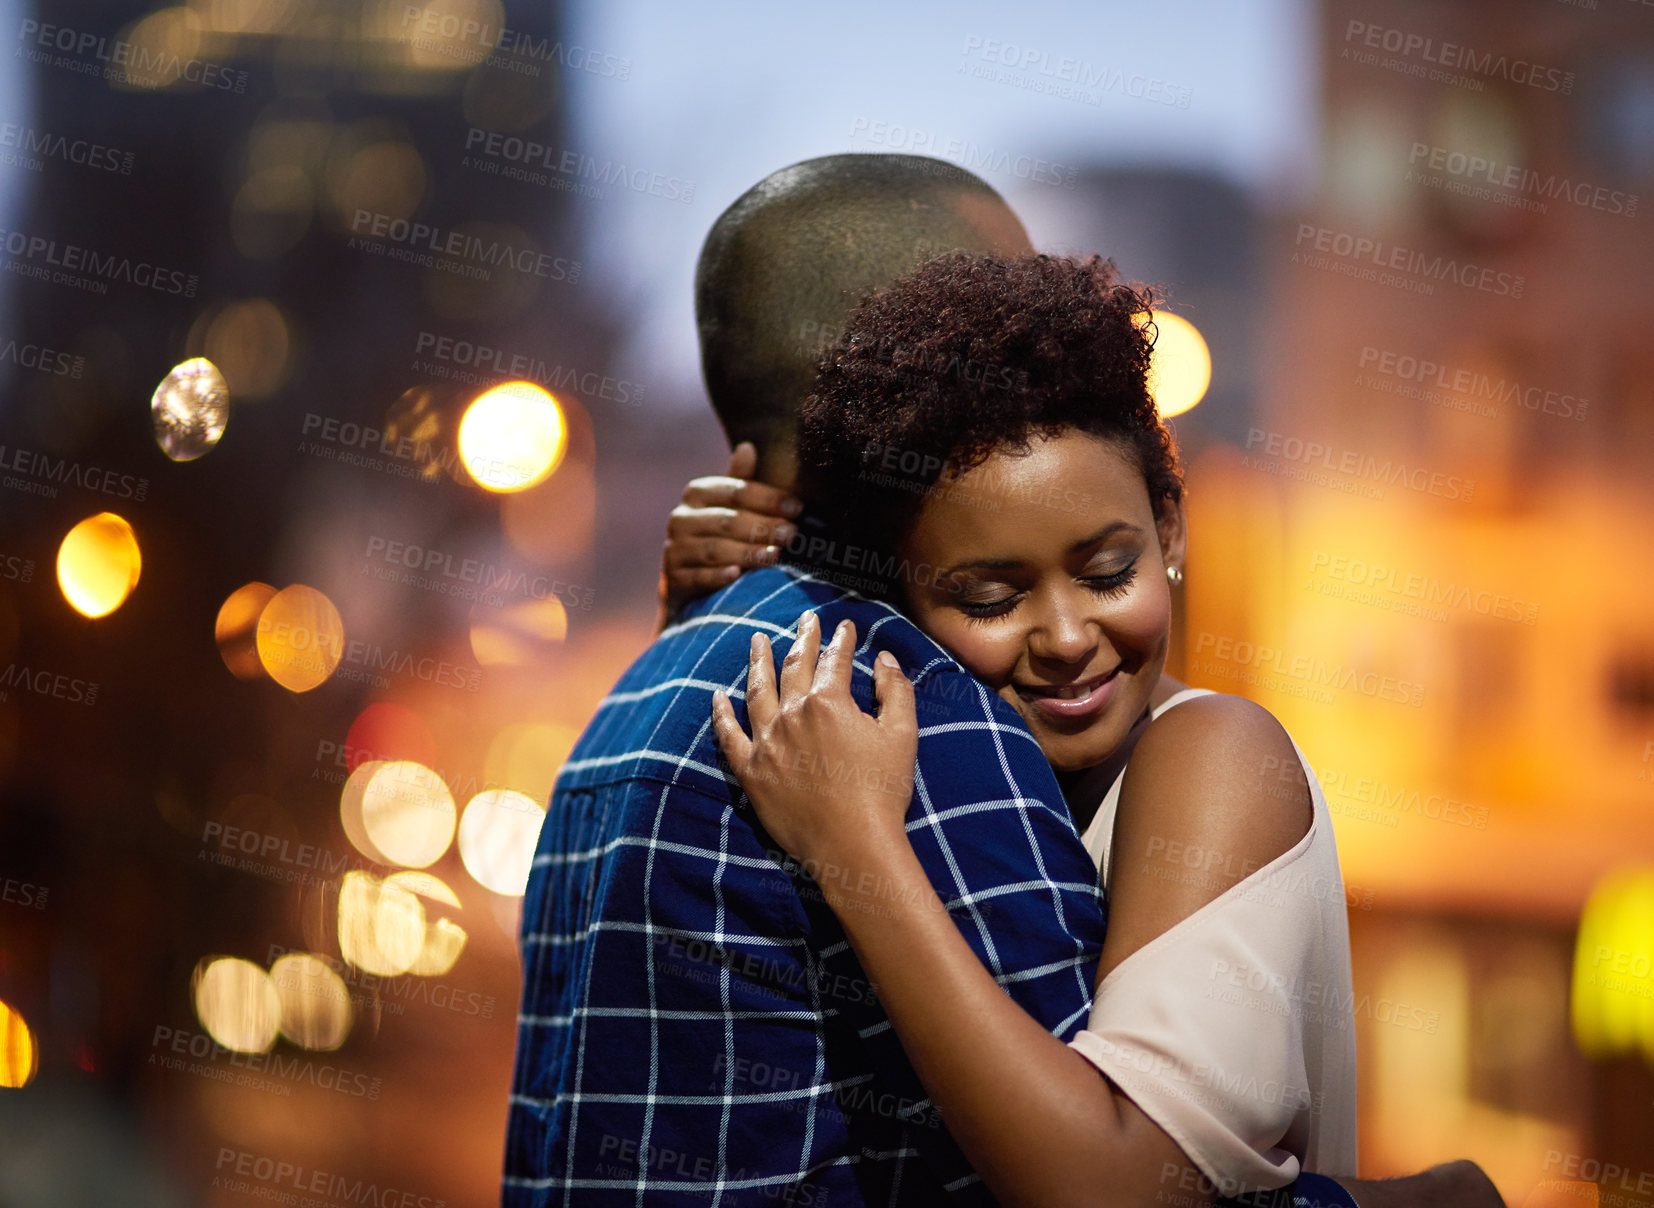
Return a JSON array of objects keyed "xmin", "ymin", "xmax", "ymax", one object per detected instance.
[
  {"xmin": 940, "ymin": 522, "xmax": 1143, "ymax": 577},
  {"xmin": 1072, "ymin": 521, "xmax": 1142, "ymax": 550}
]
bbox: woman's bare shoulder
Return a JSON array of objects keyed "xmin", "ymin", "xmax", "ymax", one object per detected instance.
[
  {"xmin": 1128, "ymin": 692, "xmax": 1312, "ymax": 878},
  {"xmin": 1097, "ymin": 693, "xmax": 1314, "ymax": 976}
]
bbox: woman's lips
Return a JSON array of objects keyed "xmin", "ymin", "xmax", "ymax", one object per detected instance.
[{"xmin": 1015, "ymin": 669, "xmax": 1120, "ymax": 722}]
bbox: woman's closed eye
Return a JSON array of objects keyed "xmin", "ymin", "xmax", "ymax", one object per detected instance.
[
  {"xmin": 1083, "ymin": 560, "xmax": 1138, "ymax": 598},
  {"xmin": 955, "ymin": 558, "xmax": 1140, "ymax": 621}
]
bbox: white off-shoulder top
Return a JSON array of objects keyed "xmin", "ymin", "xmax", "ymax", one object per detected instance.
[{"xmin": 1066, "ymin": 688, "xmax": 1359, "ymax": 1197}]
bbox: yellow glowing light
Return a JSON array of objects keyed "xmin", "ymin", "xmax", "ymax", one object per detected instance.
[
  {"xmin": 328, "ymin": 141, "xmax": 427, "ymax": 228},
  {"xmin": 193, "ymin": 957, "xmax": 282, "ymax": 1054},
  {"xmin": 255, "ymin": 584, "xmax": 344, "ymax": 692},
  {"xmin": 340, "ymin": 760, "xmax": 391, "ymax": 864},
  {"xmin": 1145, "ymin": 311, "xmax": 1211, "ymax": 419},
  {"xmin": 1523, "ymin": 1183, "xmax": 1600, "ymax": 1208},
  {"xmin": 118, "ymin": 7, "xmax": 204, "ymax": 89},
  {"xmin": 458, "ymin": 789, "xmax": 546, "ymax": 896},
  {"xmin": 362, "ymin": 761, "xmax": 455, "ymax": 868},
  {"xmin": 57, "ymin": 512, "xmax": 141, "ymax": 618},
  {"xmin": 385, "ymin": 869, "xmax": 462, "ymax": 908},
  {"xmin": 0, "ymin": 998, "xmax": 37, "ymax": 1088},
  {"xmin": 408, "ymin": 917, "xmax": 468, "ymax": 976},
  {"xmin": 198, "ymin": 0, "xmax": 296, "ymax": 35},
  {"xmin": 469, "ymin": 596, "xmax": 568, "ymax": 667},
  {"xmin": 338, "ymin": 870, "xmax": 426, "ymax": 977},
  {"xmin": 269, "ymin": 953, "xmax": 352, "ymax": 1051},
  {"xmin": 152, "ymin": 357, "xmax": 230, "ymax": 460},
  {"xmin": 482, "ymin": 723, "xmax": 577, "ymax": 807},
  {"xmin": 458, "ymin": 382, "xmax": 565, "ymax": 493},
  {"xmin": 1571, "ymin": 868, "xmax": 1654, "ymax": 1063},
  {"xmin": 216, "ymin": 581, "xmax": 278, "ymax": 679},
  {"xmin": 203, "ymin": 300, "xmax": 290, "ymax": 399},
  {"xmin": 400, "ymin": 0, "xmax": 506, "ymax": 69}
]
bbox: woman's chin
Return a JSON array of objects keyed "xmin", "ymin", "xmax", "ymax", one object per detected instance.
[{"xmin": 1036, "ymin": 736, "xmax": 1115, "ymax": 774}]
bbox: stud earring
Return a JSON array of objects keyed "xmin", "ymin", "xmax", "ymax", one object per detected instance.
[{"xmin": 1166, "ymin": 566, "xmax": 1183, "ymax": 585}]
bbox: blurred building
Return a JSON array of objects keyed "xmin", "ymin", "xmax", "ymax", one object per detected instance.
[{"xmin": 1176, "ymin": 0, "xmax": 1654, "ymax": 1196}]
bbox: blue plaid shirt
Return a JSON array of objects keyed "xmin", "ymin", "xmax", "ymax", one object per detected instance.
[{"xmin": 503, "ymin": 563, "xmax": 1110, "ymax": 1206}]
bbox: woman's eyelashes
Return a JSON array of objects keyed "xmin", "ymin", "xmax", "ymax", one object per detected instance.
[
  {"xmin": 1083, "ymin": 561, "xmax": 1138, "ymax": 598},
  {"xmin": 953, "ymin": 558, "xmax": 1140, "ymax": 621}
]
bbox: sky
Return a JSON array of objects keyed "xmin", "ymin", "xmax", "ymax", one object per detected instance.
[{"xmin": 559, "ymin": 0, "xmax": 1320, "ymax": 411}]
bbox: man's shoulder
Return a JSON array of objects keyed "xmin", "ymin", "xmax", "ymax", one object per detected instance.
[{"xmin": 674, "ymin": 565, "xmax": 964, "ymax": 680}]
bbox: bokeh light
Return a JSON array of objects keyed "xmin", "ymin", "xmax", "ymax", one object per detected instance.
[
  {"xmin": 193, "ymin": 957, "xmax": 282, "ymax": 1054},
  {"xmin": 151, "ymin": 357, "xmax": 230, "ymax": 460},
  {"xmin": 362, "ymin": 761, "xmax": 456, "ymax": 868},
  {"xmin": 56, "ymin": 513, "xmax": 141, "ymax": 618},
  {"xmin": 255, "ymin": 584, "xmax": 344, "ymax": 692},
  {"xmin": 382, "ymin": 386, "xmax": 447, "ymax": 483},
  {"xmin": 1571, "ymin": 867, "xmax": 1654, "ymax": 1064},
  {"xmin": 408, "ymin": 917, "xmax": 468, "ymax": 976},
  {"xmin": 116, "ymin": 7, "xmax": 204, "ymax": 90},
  {"xmin": 469, "ymin": 596, "xmax": 568, "ymax": 667},
  {"xmin": 338, "ymin": 870, "xmax": 426, "ymax": 977},
  {"xmin": 327, "ymin": 139, "xmax": 427, "ymax": 226},
  {"xmin": 482, "ymin": 722, "xmax": 577, "ymax": 807},
  {"xmin": 203, "ymin": 300, "xmax": 291, "ymax": 399},
  {"xmin": 501, "ymin": 456, "xmax": 596, "ymax": 564},
  {"xmin": 340, "ymin": 760, "xmax": 391, "ymax": 865},
  {"xmin": 458, "ymin": 381, "xmax": 565, "ymax": 492},
  {"xmin": 215, "ymin": 581, "xmax": 278, "ymax": 679},
  {"xmin": 399, "ymin": 0, "xmax": 506, "ymax": 70},
  {"xmin": 343, "ymin": 702, "xmax": 436, "ymax": 773},
  {"xmin": 385, "ymin": 869, "xmax": 461, "ymax": 908},
  {"xmin": 458, "ymin": 789, "xmax": 546, "ymax": 896},
  {"xmin": 269, "ymin": 953, "xmax": 352, "ymax": 1051},
  {"xmin": 1145, "ymin": 311, "xmax": 1211, "ymax": 419},
  {"xmin": 0, "ymin": 999, "xmax": 37, "ymax": 1088}
]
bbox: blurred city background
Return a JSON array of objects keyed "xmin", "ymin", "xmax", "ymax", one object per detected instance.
[{"xmin": 0, "ymin": 0, "xmax": 1650, "ymax": 1204}]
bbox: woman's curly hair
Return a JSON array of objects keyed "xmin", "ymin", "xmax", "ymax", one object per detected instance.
[{"xmin": 797, "ymin": 253, "xmax": 1184, "ymax": 571}]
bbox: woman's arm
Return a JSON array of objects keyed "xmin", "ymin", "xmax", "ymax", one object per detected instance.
[{"xmin": 712, "ymin": 614, "xmax": 1313, "ymax": 1207}]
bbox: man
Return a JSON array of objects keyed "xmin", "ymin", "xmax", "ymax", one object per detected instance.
[{"xmin": 505, "ymin": 154, "xmax": 1501, "ymax": 1208}]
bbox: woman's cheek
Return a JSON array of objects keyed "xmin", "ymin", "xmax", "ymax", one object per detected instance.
[
  {"xmin": 1115, "ymin": 580, "xmax": 1171, "ymax": 650},
  {"xmin": 930, "ymin": 613, "xmax": 1019, "ymax": 690}
]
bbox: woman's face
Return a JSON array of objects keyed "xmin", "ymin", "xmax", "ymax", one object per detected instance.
[{"xmin": 898, "ymin": 430, "xmax": 1184, "ymax": 773}]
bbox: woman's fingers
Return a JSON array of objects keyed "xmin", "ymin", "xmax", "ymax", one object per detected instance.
[
  {"xmin": 681, "ymin": 477, "xmax": 804, "ymax": 522},
  {"xmin": 779, "ymin": 610, "xmax": 820, "ymax": 701},
  {"xmin": 663, "ymin": 531, "xmax": 781, "ymax": 572},
  {"xmin": 726, "ymin": 440, "xmax": 758, "ymax": 481},
  {"xmin": 710, "ymin": 690, "xmax": 753, "ymax": 771},
  {"xmin": 873, "ymin": 650, "xmax": 917, "ymax": 735},
  {"xmin": 813, "ymin": 619, "xmax": 857, "ymax": 696},
  {"xmin": 744, "ymin": 633, "xmax": 781, "ymax": 733},
  {"xmin": 666, "ymin": 506, "xmax": 797, "ymax": 551}
]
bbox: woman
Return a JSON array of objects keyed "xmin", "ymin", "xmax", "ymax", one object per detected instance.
[{"xmin": 671, "ymin": 253, "xmax": 1351, "ymax": 1207}]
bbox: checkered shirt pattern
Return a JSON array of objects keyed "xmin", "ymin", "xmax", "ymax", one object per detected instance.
[{"xmin": 502, "ymin": 563, "xmax": 1109, "ymax": 1206}]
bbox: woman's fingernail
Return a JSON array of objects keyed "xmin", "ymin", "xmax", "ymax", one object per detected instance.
[
  {"xmin": 773, "ymin": 523, "xmax": 797, "ymax": 544},
  {"xmin": 877, "ymin": 651, "xmax": 899, "ymax": 669},
  {"xmin": 755, "ymin": 545, "xmax": 780, "ymax": 566},
  {"xmin": 724, "ymin": 565, "xmax": 742, "ymax": 582},
  {"xmin": 750, "ymin": 632, "xmax": 761, "ymax": 653},
  {"xmin": 782, "ymin": 497, "xmax": 804, "ymax": 517}
]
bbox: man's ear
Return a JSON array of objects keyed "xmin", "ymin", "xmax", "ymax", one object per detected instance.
[{"xmin": 1155, "ymin": 495, "xmax": 1187, "ymax": 580}]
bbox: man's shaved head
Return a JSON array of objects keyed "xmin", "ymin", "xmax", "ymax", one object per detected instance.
[{"xmin": 695, "ymin": 154, "xmax": 1032, "ymax": 486}]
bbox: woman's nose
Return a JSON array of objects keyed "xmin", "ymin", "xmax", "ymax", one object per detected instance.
[{"xmin": 1026, "ymin": 588, "xmax": 1100, "ymax": 665}]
